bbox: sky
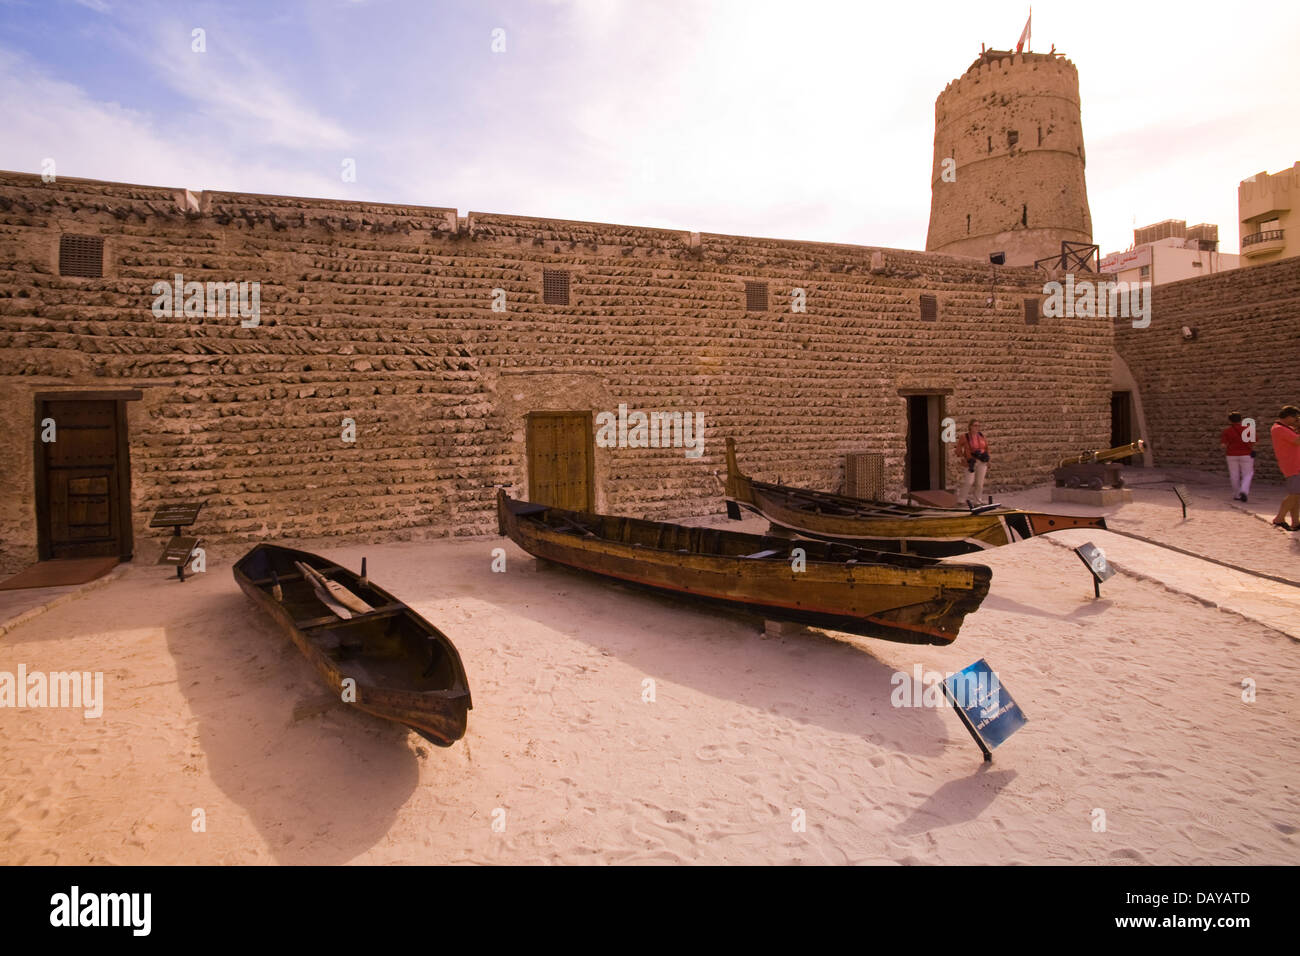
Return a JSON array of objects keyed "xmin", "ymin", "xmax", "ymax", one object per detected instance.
[{"xmin": 1, "ymin": 0, "xmax": 1296, "ymax": 256}]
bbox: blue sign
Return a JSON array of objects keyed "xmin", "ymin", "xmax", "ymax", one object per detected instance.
[{"xmin": 943, "ymin": 659, "xmax": 1027, "ymax": 755}]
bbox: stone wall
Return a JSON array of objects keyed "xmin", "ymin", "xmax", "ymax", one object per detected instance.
[
  {"xmin": 0, "ymin": 172, "xmax": 1114, "ymax": 572},
  {"xmin": 1114, "ymin": 256, "xmax": 1300, "ymax": 477}
]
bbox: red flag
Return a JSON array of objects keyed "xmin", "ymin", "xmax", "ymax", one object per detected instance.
[{"xmin": 1015, "ymin": 9, "xmax": 1032, "ymax": 52}]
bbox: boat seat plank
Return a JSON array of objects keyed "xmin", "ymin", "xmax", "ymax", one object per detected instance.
[{"xmin": 296, "ymin": 602, "xmax": 406, "ymax": 631}]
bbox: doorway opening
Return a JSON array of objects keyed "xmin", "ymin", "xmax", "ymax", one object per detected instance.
[
  {"xmin": 904, "ymin": 393, "xmax": 947, "ymax": 492},
  {"xmin": 1110, "ymin": 390, "xmax": 1141, "ymax": 464}
]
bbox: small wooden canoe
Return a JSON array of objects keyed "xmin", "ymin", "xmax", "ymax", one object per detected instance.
[
  {"xmin": 233, "ymin": 544, "xmax": 471, "ymax": 746},
  {"xmin": 497, "ymin": 489, "xmax": 991, "ymax": 646},
  {"xmin": 725, "ymin": 438, "xmax": 1106, "ymax": 557}
]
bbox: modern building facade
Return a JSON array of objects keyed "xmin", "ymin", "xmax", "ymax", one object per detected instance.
[
  {"xmin": 1100, "ymin": 221, "xmax": 1239, "ymax": 287},
  {"xmin": 1239, "ymin": 162, "xmax": 1298, "ymax": 265}
]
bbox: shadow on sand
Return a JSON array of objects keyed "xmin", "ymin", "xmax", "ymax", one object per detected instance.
[
  {"xmin": 61, "ymin": 568, "xmax": 424, "ymax": 864},
  {"xmin": 465, "ymin": 550, "xmax": 957, "ymax": 758}
]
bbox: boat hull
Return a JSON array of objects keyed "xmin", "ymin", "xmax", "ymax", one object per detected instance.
[
  {"xmin": 726, "ymin": 438, "xmax": 1106, "ymax": 556},
  {"xmin": 233, "ymin": 544, "xmax": 471, "ymax": 746},
  {"xmin": 497, "ymin": 491, "xmax": 991, "ymax": 646}
]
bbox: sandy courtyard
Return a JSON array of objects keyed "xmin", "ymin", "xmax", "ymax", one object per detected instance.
[{"xmin": 2, "ymin": 473, "xmax": 1297, "ymax": 865}]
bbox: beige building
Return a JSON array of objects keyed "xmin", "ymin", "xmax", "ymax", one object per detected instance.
[
  {"xmin": 1239, "ymin": 162, "xmax": 1298, "ymax": 265},
  {"xmin": 1100, "ymin": 220, "xmax": 1238, "ymax": 286}
]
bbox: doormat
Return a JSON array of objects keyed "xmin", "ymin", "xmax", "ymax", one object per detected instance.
[{"xmin": 0, "ymin": 557, "xmax": 121, "ymax": 591}]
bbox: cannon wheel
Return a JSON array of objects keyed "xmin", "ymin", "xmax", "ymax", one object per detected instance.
[
  {"xmin": 1066, "ymin": 476, "xmax": 1082, "ymax": 489},
  {"xmin": 1086, "ymin": 477, "xmax": 1104, "ymax": 491}
]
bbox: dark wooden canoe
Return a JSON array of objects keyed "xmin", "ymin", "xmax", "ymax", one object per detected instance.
[
  {"xmin": 725, "ymin": 438, "xmax": 1106, "ymax": 557},
  {"xmin": 233, "ymin": 544, "xmax": 471, "ymax": 746},
  {"xmin": 497, "ymin": 489, "xmax": 991, "ymax": 646}
]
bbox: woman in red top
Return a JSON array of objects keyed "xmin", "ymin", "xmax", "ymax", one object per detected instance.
[
  {"xmin": 956, "ymin": 420, "xmax": 990, "ymax": 507},
  {"xmin": 1219, "ymin": 412, "xmax": 1255, "ymax": 502}
]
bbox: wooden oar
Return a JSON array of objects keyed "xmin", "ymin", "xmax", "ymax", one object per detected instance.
[{"xmin": 293, "ymin": 561, "xmax": 373, "ymax": 618}]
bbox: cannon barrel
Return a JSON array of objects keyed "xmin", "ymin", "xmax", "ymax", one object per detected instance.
[{"xmin": 1056, "ymin": 439, "xmax": 1146, "ymax": 469}]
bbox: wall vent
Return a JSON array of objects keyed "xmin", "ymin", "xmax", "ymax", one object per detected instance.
[
  {"xmin": 745, "ymin": 281, "xmax": 768, "ymax": 312},
  {"xmin": 1024, "ymin": 297, "xmax": 1041, "ymax": 325},
  {"xmin": 59, "ymin": 235, "xmax": 104, "ymax": 278},
  {"xmin": 919, "ymin": 294, "xmax": 938, "ymax": 322},
  {"xmin": 542, "ymin": 269, "xmax": 570, "ymax": 305}
]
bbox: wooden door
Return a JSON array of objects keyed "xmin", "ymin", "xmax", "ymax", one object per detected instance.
[
  {"xmin": 36, "ymin": 399, "xmax": 132, "ymax": 559},
  {"xmin": 526, "ymin": 411, "xmax": 594, "ymax": 510}
]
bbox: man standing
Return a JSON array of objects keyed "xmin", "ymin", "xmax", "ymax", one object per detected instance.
[
  {"xmin": 1270, "ymin": 406, "xmax": 1300, "ymax": 531},
  {"xmin": 1219, "ymin": 412, "xmax": 1255, "ymax": 502}
]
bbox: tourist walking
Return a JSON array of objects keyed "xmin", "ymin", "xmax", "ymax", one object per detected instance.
[
  {"xmin": 1270, "ymin": 406, "xmax": 1300, "ymax": 531},
  {"xmin": 957, "ymin": 420, "xmax": 990, "ymax": 507},
  {"xmin": 1220, "ymin": 412, "xmax": 1256, "ymax": 502}
]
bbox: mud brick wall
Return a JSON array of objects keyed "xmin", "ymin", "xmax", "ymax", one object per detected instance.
[
  {"xmin": 0, "ymin": 172, "xmax": 1113, "ymax": 572},
  {"xmin": 1114, "ymin": 257, "xmax": 1300, "ymax": 479}
]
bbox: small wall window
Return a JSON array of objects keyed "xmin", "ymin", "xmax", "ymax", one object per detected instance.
[
  {"xmin": 745, "ymin": 281, "xmax": 768, "ymax": 312},
  {"xmin": 1139, "ymin": 265, "xmax": 1151, "ymax": 278},
  {"xmin": 1037, "ymin": 126, "xmax": 1043, "ymax": 146},
  {"xmin": 987, "ymin": 136, "xmax": 992, "ymax": 154},
  {"xmin": 1007, "ymin": 130, "xmax": 1019, "ymax": 149},
  {"xmin": 59, "ymin": 235, "xmax": 104, "ymax": 277},
  {"xmin": 966, "ymin": 214, "xmax": 971, "ymax": 234},
  {"xmin": 542, "ymin": 269, "xmax": 570, "ymax": 305},
  {"xmin": 1023, "ymin": 297, "xmax": 1040, "ymax": 325},
  {"xmin": 919, "ymin": 294, "xmax": 938, "ymax": 322}
]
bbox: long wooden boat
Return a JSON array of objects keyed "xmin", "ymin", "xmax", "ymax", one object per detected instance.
[
  {"xmin": 497, "ymin": 489, "xmax": 991, "ymax": 646},
  {"xmin": 233, "ymin": 544, "xmax": 471, "ymax": 746},
  {"xmin": 725, "ymin": 438, "xmax": 1106, "ymax": 557}
]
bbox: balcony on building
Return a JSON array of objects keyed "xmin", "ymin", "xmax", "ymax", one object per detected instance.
[{"xmin": 1240, "ymin": 217, "xmax": 1286, "ymax": 258}]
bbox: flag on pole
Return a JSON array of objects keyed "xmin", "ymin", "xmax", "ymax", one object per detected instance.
[{"xmin": 1015, "ymin": 9, "xmax": 1032, "ymax": 53}]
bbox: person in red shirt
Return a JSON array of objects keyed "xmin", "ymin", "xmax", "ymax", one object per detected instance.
[
  {"xmin": 1271, "ymin": 406, "xmax": 1300, "ymax": 531},
  {"xmin": 1219, "ymin": 412, "xmax": 1255, "ymax": 502}
]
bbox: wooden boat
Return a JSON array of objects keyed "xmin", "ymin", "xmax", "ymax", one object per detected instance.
[
  {"xmin": 725, "ymin": 438, "xmax": 1106, "ymax": 557},
  {"xmin": 497, "ymin": 489, "xmax": 991, "ymax": 646},
  {"xmin": 233, "ymin": 544, "xmax": 471, "ymax": 746}
]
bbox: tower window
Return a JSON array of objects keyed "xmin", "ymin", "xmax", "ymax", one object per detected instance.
[
  {"xmin": 1037, "ymin": 126, "xmax": 1043, "ymax": 146},
  {"xmin": 1023, "ymin": 297, "xmax": 1040, "ymax": 325},
  {"xmin": 59, "ymin": 234, "xmax": 104, "ymax": 277},
  {"xmin": 542, "ymin": 269, "xmax": 570, "ymax": 305},
  {"xmin": 966, "ymin": 214, "xmax": 971, "ymax": 234},
  {"xmin": 1021, "ymin": 205, "xmax": 1028, "ymax": 227},
  {"xmin": 1007, "ymin": 130, "xmax": 1019, "ymax": 149},
  {"xmin": 919, "ymin": 294, "xmax": 938, "ymax": 322},
  {"xmin": 987, "ymin": 136, "xmax": 992, "ymax": 154},
  {"xmin": 745, "ymin": 281, "xmax": 768, "ymax": 312}
]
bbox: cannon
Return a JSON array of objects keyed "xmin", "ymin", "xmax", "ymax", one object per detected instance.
[{"xmin": 1053, "ymin": 440, "xmax": 1147, "ymax": 490}]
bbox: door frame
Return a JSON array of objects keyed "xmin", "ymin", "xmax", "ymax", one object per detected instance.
[
  {"xmin": 524, "ymin": 409, "xmax": 595, "ymax": 511},
  {"xmin": 899, "ymin": 388, "xmax": 952, "ymax": 493},
  {"xmin": 33, "ymin": 389, "xmax": 142, "ymax": 562}
]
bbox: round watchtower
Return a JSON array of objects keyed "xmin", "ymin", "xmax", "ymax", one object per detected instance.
[{"xmin": 925, "ymin": 51, "xmax": 1093, "ymax": 267}]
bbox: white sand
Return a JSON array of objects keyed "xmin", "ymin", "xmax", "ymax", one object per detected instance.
[{"xmin": 1, "ymin": 473, "xmax": 1297, "ymax": 864}]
